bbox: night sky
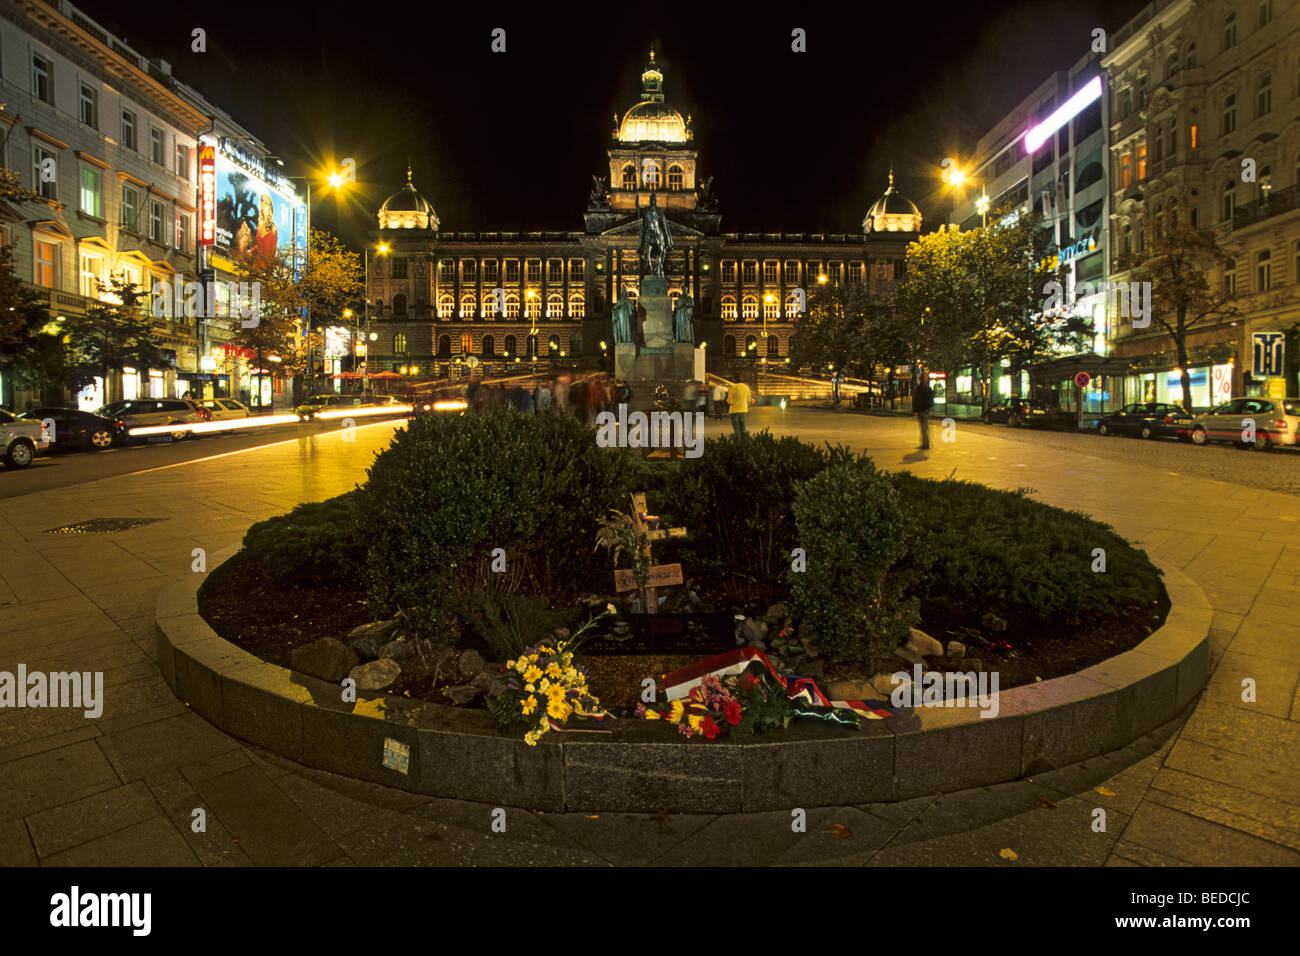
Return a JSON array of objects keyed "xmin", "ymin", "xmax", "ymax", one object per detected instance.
[{"xmin": 74, "ymin": 0, "xmax": 1150, "ymax": 247}]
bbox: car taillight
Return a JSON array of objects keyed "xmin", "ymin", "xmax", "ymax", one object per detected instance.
[{"xmin": 1274, "ymin": 420, "xmax": 1288, "ymax": 429}]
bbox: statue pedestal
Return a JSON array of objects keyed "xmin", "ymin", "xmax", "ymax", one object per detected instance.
[{"xmin": 614, "ymin": 284, "xmax": 703, "ymax": 409}]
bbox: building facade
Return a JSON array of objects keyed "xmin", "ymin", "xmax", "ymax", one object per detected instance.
[
  {"xmin": 949, "ymin": 49, "xmax": 1112, "ymax": 409},
  {"xmin": 1103, "ymin": 0, "xmax": 1300, "ymax": 409},
  {"xmin": 365, "ymin": 50, "xmax": 921, "ymax": 381},
  {"xmin": 0, "ymin": 0, "xmax": 304, "ymax": 410}
]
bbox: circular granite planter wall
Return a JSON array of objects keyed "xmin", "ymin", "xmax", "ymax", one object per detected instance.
[{"xmin": 154, "ymin": 547, "xmax": 1211, "ymax": 812}]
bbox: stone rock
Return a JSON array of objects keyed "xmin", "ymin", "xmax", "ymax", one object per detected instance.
[
  {"xmin": 457, "ymin": 649, "xmax": 486, "ymax": 680},
  {"xmin": 824, "ymin": 679, "xmax": 873, "ymax": 700},
  {"xmin": 741, "ymin": 618, "xmax": 768, "ymax": 645},
  {"xmin": 980, "ymin": 612, "xmax": 1009, "ymax": 633},
  {"xmin": 443, "ymin": 684, "xmax": 483, "ymax": 706},
  {"xmin": 872, "ymin": 672, "xmax": 907, "ymax": 697},
  {"xmin": 946, "ymin": 640, "xmax": 967, "ymax": 658},
  {"xmin": 378, "ymin": 638, "xmax": 419, "ymax": 661},
  {"xmin": 763, "ymin": 603, "xmax": 789, "ymax": 623},
  {"xmin": 348, "ymin": 631, "xmax": 386, "ymax": 663},
  {"xmin": 348, "ymin": 658, "xmax": 401, "ymax": 692},
  {"xmin": 549, "ymin": 627, "xmax": 571, "ymax": 644},
  {"xmin": 471, "ymin": 670, "xmax": 508, "ymax": 696},
  {"xmin": 800, "ymin": 635, "xmax": 820, "ymax": 660},
  {"xmin": 893, "ymin": 645, "xmax": 924, "ymax": 667},
  {"xmin": 800, "ymin": 658, "xmax": 825, "ymax": 679},
  {"xmin": 291, "ymin": 638, "xmax": 359, "ymax": 683},
  {"xmin": 348, "ymin": 617, "xmax": 401, "ymax": 641},
  {"xmin": 906, "ymin": 627, "xmax": 944, "ymax": 657}
]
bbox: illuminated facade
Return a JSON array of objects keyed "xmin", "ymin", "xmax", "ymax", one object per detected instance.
[{"xmin": 367, "ymin": 50, "xmax": 921, "ymax": 377}]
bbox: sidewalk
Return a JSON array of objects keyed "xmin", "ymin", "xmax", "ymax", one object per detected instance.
[{"xmin": 0, "ymin": 411, "xmax": 1297, "ymax": 865}]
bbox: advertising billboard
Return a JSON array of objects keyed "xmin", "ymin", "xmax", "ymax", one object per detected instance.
[
  {"xmin": 199, "ymin": 146, "xmax": 216, "ymax": 247},
  {"xmin": 209, "ymin": 145, "xmax": 305, "ymax": 274}
]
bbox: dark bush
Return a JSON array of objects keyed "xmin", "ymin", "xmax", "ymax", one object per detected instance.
[
  {"xmin": 660, "ymin": 432, "xmax": 857, "ymax": 606},
  {"xmin": 354, "ymin": 409, "xmax": 641, "ymax": 638},
  {"xmin": 889, "ymin": 473, "xmax": 1163, "ymax": 630},
  {"xmin": 789, "ymin": 460, "xmax": 919, "ymax": 661},
  {"xmin": 240, "ymin": 492, "xmax": 366, "ymax": 588}
]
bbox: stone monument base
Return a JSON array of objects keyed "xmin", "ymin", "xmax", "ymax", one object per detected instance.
[{"xmin": 615, "ymin": 343, "xmax": 704, "ymax": 411}]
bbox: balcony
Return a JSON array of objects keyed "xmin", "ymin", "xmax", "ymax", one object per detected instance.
[
  {"xmin": 1233, "ymin": 185, "xmax": 1300, "ymax": 230},
  {"xmin": 25, "ymin": 285, "xmax": 93, "ymax": 317}
]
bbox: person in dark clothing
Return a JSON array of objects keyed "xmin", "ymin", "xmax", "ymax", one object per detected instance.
[{"xmin": 913, "ymin": 371, "xmax": 934, "ymax": 449}]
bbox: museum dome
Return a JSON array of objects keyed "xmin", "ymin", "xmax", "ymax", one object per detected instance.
[
  {"xmin": 378, "ymin": 165, "xmax": 439, "ymax": 230},
  {"xmin": 616, "ymin": 49, "xmax": 691, "ymax": 144},
  {"xmin": 863, "ymin": 171, "xmax": 922, "ymax": 233}
]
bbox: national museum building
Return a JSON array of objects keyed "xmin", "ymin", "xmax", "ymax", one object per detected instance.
[{"xmin": 364, "ymin": 50, "xmax": 922, "ymax": 377}]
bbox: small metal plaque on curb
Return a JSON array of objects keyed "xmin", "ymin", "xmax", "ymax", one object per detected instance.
[{"xmin": 382, "ymin": 737, "xmax": 410, "ymax": 775}]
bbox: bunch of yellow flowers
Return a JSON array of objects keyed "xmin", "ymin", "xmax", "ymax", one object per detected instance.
[{"xmin": 503, "ymin": 644, "xmax": 603, "ymax": 746}]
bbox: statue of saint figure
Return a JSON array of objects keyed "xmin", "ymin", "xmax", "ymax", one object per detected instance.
[
  {"xmin": 611, "ymin": 290, "xmax": 635, "ymax": 345},
  {"xmin": 673, "ymin": 292, "xmax": 695, "ymax": 343},
  {"xmin": 638, "ymin": 191, "xmax": 673, "ymax": 277}
]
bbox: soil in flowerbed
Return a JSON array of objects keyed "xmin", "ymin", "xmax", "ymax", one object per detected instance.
[{"xmin": 199, "ymin": 553, "xmax": 1170, "ymax": 713}]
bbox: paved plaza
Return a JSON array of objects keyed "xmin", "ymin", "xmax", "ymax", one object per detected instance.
[{"xmin": 1, "ymin": 408, "xmax": 1298, "ymax": 866}]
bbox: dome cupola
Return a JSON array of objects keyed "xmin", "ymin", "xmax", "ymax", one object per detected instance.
[
  {"xmin": 378, "ymin": 164, "xmax": 439, "ymax": 230},
  {"xmin": 863, "ymin": 169, "xmax": 922, "ymax": 233}
]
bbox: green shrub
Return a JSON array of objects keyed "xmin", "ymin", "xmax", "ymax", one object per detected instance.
[
  {"xmin": 354, "ymin": 409, "xmax": 641, "ymax": 638},
  {"xmin": 789, "ymin": 460, "xmax": 919, "ymax": 661},
  {"xmin": 660, "ymin": 432, "xmax": 857, "ymax": 606},
  {"xmin": 889, "ymin": 473, "xmax": 1163, "ymax": 629},
  {"xmin": 240, "ymin": 492, "xmax": 365, "ymax": 588}
]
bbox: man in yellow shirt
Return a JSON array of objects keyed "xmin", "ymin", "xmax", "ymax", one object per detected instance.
[{"xmin": 726, "ymin": 379, "xmax": 753, "ymax": 437}]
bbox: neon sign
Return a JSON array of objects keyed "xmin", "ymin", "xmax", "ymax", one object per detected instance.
[
  {"xmin": 199, "ymin": 145, "xmax": 216, "ymax": 247},
  {"xmin": 1024, "ymin": 76, "xmax": 1103, "ymax": 153}
]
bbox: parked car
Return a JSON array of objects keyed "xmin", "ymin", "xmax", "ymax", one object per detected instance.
[
  {"xmin": 983, "ymin": 397, "xmax": 1037, "ymax": 426},
  {"xmin": 16, "ymin": 407, "xmax": 124, "ymax": 450},
  {"xmin": 97, "ymin": 398, "xmax": 207, "ymax": 441},
  {"xmin": 1190, "ymin": 397, "xmax": 1300, "ymax": 450},
  {"xmin": 1021, "ymin": 401, "xmax": 1078, "ymax": 430},
  {"xmin": 1096, "ymin": 402, "xmax": 1193, "ymax": 440},
  {"xmin": 200, "ymin": 398, "xmax": 251, "ymax": 422},
  {"xmin": 0, "ymin": 408, "xmax": 50, "ymax": 468}
]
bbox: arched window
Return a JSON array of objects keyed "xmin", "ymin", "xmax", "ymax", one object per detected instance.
[
  {"xmin": 460, "ymin": 332, "xmax": 472, "ymax": 354},
  {"xmin": 392, "ymin": 293, "xmax": 407, "ymax": 317},
  {"xmin": 505, "ymin": 293, "xmax": 520, "ymax": 318},
  {"xmin": 460, "ymin": 293, "xmax": 476, "ymax": 318},
  {"xmin": 437, "ymin": 335, "xmax": 451, "ymax": 358},
  {"xmin": 745, "ymin": 335, "xmax": 758, "ymax": 355},
  {"xmin": 742, "ymin": 295, "xmax": 758, "ymax": 320},
  {"xmin": 641, "ymin": 161, "xmax": 661, "ymax": 189},
  {"xmin": 667, "ymin": 165, "xmax": 683, "ymax": 191},
  {"xmin": 525, "ymin": 293, "xmax": 540, "ymax": 319},
  {"xmin": 569, "ymin": 294, "xmax": 584, "ymax": 318},
  {"xmin": 393, "ymin": 332, "xmax": 407, "ymax": 353},
  {"xmin": 547, "ymin": 294, "xmax": 563, "ymax": 318},
  {"xmin": 723, "ymin": 334, "xmax": 736, "ymax": 355},
  {"xmin": 504, "ymin": 334, "xmax": 516, "ymax": 356},
  {"xmin": 527, "ymin": 334, "xmax": 538, "ymax": 359},
  {"xmin": 721, "ymin": 295, "xmax": 737, "ymax": 319},
  {"xmin": 767, "ymin": 335, "xmax": 780, "ymax": 357},
  {"xmin": 482, "ymin": 291, "xmax": 498, "ymax": 318},
  {"xmin": 621, "ymin": 164, "xmax": 636, "ymax": 190},
  {"xmin": 483, "ymin": 334, "xmax": 495, "ymax": 356},
  {"xmin": 438, "ymin": 294, "xmax": 454, "ymax": 318},
  {"xmin": 1223, "ymin": 180, "xmax": 1236, "ymax": 221},
  {"xmin": 547, "ymin": 334, "xmax": 560, "ymax": 353},
  {"xmin": 785, "ymin": 293, "xmax": 802, "ymax": 317},
  {"xmin": 763, "ymin": 296, "xmax": 779, "ymax": 320}
]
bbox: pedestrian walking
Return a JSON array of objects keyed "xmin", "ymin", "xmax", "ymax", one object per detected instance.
[
  {"xmin": 831, "ymin": 372, "xmax": 841, "ymax": 405},
  {"xmin": 726, "ymin": 378, "xmax": 753, "ymax": 438},
  {"xmin": 913, "ymin": 370, "xmax": 934, "ymax": 450},
  {"xmin": 534, "ymin": 381, "xmax": 552, "ymax": 413},
  {"xmin": 710, "ymin": 381, "xmax": 727, "ymax": 418},
  {"xmin": 570, "ymin": 379, "xmax": 590, "ymax": 423},
  {"xmin": 553, "ymin": 375, "xmax": 570, "ymax": 416}
]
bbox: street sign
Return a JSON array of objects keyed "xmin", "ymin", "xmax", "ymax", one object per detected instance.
[
  {"xmin": 1252, "ymin": 332, "xmax": 1285, "ymax": 377},
  {"xmin": 1074, "ymin": 371, "xmax": 1091, "ymax": 388}
]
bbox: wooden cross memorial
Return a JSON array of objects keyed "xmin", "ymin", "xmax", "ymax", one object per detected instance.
[{"xmin": 612, "ymin": 492, "xmax": 686, "ymax": 612}]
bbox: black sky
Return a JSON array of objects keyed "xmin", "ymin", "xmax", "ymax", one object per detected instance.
[{"xmin": 73, "ymin": 0, "xmax": 1150, "ymax": 248}]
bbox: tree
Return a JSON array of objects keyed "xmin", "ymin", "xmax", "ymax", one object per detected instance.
[
  {"xmin": 897, "ymin": 210, "xmax": 1062, "ymax": 410},
  {"xmin": 63, "ymin": 277, "xmax": 166, "ymax": 403},
  {"xmin": 1128, "ymin": 224, "xmax": 1237, "ymax": 414},
  {"xmin": 861, "ymin": 289, "xmax": 917, "ymax": 409},
  {"xmin": 790, "ymin": 281, "xmax": 870, "ymax": 376},
  {"xmin": 225, "ymin": 229, "xmax": 363, "ymax": 402}
]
